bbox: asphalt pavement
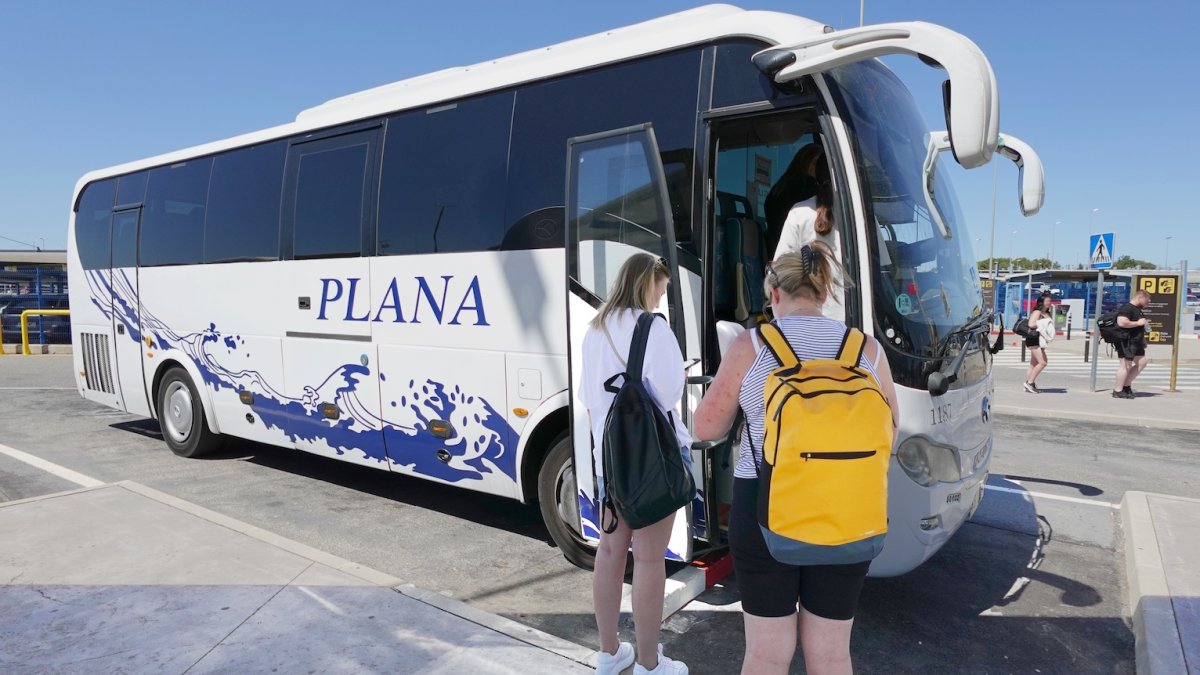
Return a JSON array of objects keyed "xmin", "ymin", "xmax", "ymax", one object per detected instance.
[{"xmin": 1, "ymin": 342, "xmax": 1197, "ymax": 674}]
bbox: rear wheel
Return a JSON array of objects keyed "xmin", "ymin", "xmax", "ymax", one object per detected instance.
[
  {"xmin": 538, "ymin": 433, "xmax": 598, "ymax": 570},
  {"xmin": 156, "ymin": 367, "xmax": 222, "ymax": 458}
]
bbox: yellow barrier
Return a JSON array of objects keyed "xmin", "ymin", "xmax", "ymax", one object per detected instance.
[{"xmin": 20, "ymin": 309, "xmax": 70, "ymax": 355}]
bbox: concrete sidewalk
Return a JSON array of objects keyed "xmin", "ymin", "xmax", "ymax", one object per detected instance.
[
  {"xmin": 989, "ymin": 331, "xmax": 1200, "ymax": 431},
  {"xmin": 0, "ymin": 481, "xmax": 594, "ymax": 674}
]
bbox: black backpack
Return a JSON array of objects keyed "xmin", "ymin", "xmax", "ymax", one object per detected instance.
[
  {"xmin": 599, "ymin": 313, "xmax": 696, "ymax": 532},
  {"xmin": 1098, "ymin": 310, "xmax": 1122, "ymax": 344}
]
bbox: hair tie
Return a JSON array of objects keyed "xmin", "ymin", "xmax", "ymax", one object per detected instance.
[{"xmin": 800, "ymin": 245, "xmax": 815, "ymax": 277}]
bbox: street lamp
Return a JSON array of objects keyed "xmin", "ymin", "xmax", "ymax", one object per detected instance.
[
  {"xmin": 1087, "ymin": 208, "xmax": 1099, "ymax": 269},
  {"xmin": 1052, "ymin": 221, "xmax": 1061, "ymax": 268},
  {"xmin": 1165, "ymin": 236, "xmax": 1173, "ymax": 270}
]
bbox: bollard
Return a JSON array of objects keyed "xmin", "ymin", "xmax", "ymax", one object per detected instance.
[
  {"xmin": 1084, "ymin": 335, "xmax": 1089, "ymax": 363},
  {"xmin": 1067, "ymin": 316, "xmax": 1072, "ymax": 341},
  {"xmin": 1021, "ymin": 340, "xmax": 1026, "ymax": 363}
]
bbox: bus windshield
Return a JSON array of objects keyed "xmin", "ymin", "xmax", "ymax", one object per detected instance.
[{"xmin": 827, "ymin": 61, "xmax": 983, "ymax": 375}]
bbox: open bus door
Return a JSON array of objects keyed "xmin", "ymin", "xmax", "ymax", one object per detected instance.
[{"xmin": 563, "ymin": 123, "xmax": 696, "ymax": 563}]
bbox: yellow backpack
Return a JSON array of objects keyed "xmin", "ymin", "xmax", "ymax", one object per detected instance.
[{"xmin": 756, "ymin": 322, "xmax": 894, "ymax": 565}]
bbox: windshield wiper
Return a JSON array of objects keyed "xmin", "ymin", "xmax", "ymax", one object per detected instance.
[{"xmin": 942, "ymin": 312, "xmax": 990, "ymax": 347}]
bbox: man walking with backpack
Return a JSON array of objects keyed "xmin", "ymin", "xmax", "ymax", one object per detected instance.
[{"xmin": 1112, "ymin": 289, "xmax": 1151, "ymax": 399}]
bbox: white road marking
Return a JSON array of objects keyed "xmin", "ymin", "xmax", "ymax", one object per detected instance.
[
  {"xmin": 0, "ymin": 443, "xmax": 103, "ymax": 488},
  {"xmin": 984, "ymin": 484, "xmax": 1119, "ymax": 509}
]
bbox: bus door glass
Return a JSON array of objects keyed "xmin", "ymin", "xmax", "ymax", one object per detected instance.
[
  {"xmin": 564, "ymin": 124, "xmax": 694, "ymax": 560},
  {"xmin": 109, "ymin": 207, "xmax": 152, "ymax": 417}
]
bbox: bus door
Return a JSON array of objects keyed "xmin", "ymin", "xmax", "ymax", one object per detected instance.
[
  {"xmin": 565, "ymin": 123, "xmax": 695, "ymax": 561},
  {"xmin": 279, "ymin": 126, "xmax": 389, "ymax": 469},
  {"xmin": 109, "ymin": 206, "xmax": 152, "ymax": 417}
]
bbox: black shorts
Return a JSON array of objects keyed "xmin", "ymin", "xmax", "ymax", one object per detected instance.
[
  {"xmin": 1118, "ymin": 338, "xmax": 1146, "ymax": 359},
  {"xmin": 1024, "ymin": 333, "xmax": 1040, "ymax": 348},
  {"xmin": 728, "ymin": 478, "xmax": 871, "ymax": 620}
]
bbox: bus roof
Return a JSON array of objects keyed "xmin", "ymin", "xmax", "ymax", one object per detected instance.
[{"xmin": 74, "ymin": 4, "xmax": 826, "ymax": 195}]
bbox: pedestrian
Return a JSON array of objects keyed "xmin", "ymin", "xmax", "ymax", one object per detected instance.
[
  {"xmin": 1112, "ymin": 289, "xmax": 1151, "ymax": 399},
  {"xmin": 692, "ymin": 243, "xmax": 899, "ymax": 675},
  {"xmin": 579, "ymin": 253, "xmax": 690, "ymax": 675},
  {"xmin": 769, "ymin": 144, "xmax": 843, "ymax": 321},
  {"xmin": 1022, "ymin": 292, "xmax": 1052, "ymax": 393}
]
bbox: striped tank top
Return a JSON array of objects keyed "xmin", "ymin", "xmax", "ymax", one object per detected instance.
[{"xmin": 735, "ymin": 315, "xmax": 881, "ymax": 479}]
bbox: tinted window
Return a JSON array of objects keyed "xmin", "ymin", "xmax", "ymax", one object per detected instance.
[
  {"xmin": 712, "ymin": 40, "xmax": 779, "ymax": 108},
  {"xmin": 141, "ymin": 159, "xmax": 212, "ymax": 266},
  {"xmin": 75, "ymin": 180, "xmax": 116, "ymax": 270},
  {"xmin": 293, "ymin": 140, "xmax": 370, "ymax": 258},
  {"xmin": 111, "ymin": 210, "xmax": 139, "ymax": 269},
  {"xmin": 116, "ymin": 171, "xmax": 147, "ymax": 206},
  {"xmin": 504, "ymin": 50, "xmax": 700, "ymax": 251},
  {"xmin": 205, "ymin": 141, "xmax": 285, "ymax": 262},
  {"xmin": 378, "ymin": 92, "xmax": 514, "ymax": 255}
]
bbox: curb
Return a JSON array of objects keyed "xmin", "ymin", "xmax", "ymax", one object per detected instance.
[
  {"xmin": 993, "ymin": 405, "xmax": 1200, "ymax": 432},
  {"xmin": 1121, "ymin": 491, "xmax": 1190, "ymax": 675}
]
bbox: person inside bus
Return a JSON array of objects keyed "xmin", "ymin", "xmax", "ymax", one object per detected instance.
[
  {"xmin": 770, "ymin": 145, "xmax": 843, "ymax": 322},
  {"xmin": 1023, "ymin": 292, "xmax": 1053, "ymax": 393},
  {"xmin": 691, "ymin": 243, "xmax": 899, "ymax": 675},
  {"xmin": 579, "ymin": 253, "xmax": 691, "ymax": 675}
]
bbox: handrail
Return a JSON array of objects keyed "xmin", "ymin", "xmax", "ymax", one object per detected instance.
[{"xmin": 19, "ymin": 309, "xmax": 70, "ymax": 355}]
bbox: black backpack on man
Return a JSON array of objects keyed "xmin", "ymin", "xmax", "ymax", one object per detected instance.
[{"xmin": 599, "ymin": 312, "xmax": 695, "ymax": 532}]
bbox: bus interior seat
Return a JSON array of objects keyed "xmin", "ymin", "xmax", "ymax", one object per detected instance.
[{"xmin": 713, "ymin": 192, "xmax": 767, "ymax": 326}]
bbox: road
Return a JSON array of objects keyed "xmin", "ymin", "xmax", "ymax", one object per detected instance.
[{"xmin": 3, "ymin": 355, "xmax": 1197, "ymax": 673}]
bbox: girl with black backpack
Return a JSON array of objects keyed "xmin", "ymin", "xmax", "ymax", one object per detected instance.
[{"xmin": 579, "ymin": 253, "xmax": 691, "ymax": 675}]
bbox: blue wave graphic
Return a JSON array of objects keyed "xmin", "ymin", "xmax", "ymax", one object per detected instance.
[{"xmin": 89, "ymin": 269, "xmax": 517, "ymax": 484}]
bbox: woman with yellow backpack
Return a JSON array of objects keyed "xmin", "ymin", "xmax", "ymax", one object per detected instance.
[{"xmin": 694, "ymin": 243, "xmax": 899, "ymax": 675}]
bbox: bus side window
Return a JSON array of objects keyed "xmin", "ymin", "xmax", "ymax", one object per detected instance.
[
  {"xmin": 378, "ymin": 92, "xmax": 514, "ymax": 255},
  {"xmin": 204, "ymin": 141, "xmax": 285, "ymax": 263}
]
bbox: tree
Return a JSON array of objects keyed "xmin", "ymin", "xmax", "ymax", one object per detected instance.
[{"xmin": 1113, "ymin": 255, "xmax": 1156, "ymax": 270}]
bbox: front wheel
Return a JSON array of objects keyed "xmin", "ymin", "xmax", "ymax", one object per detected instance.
[
  {"xmin": 538, "ymin": 433, "xmax": 598, "ymax": 570},
  {"xmin": 156, "ymin": 367, "xmax": 222, "ymax": 458}
]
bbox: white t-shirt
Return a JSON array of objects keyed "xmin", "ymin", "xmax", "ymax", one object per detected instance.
[
  {"xmin": 773, "ymin": 197, "xmax": 844, "ymax": 322},
  {"xmin": 578, "ymin": 309, "xmax": 692, "ymax": 483}
]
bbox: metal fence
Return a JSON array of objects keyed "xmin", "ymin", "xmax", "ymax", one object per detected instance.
[{"xmin": 0, "ymin": 268, "xmax": 70, "ymax": 345}]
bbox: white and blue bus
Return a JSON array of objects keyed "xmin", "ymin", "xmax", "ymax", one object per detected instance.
[{"xmin": 68, "ymin": 5, "xmax": 1042, "ymax": 575}]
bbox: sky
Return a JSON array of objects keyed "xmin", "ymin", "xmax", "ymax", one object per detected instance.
[{"xmin": 2, "ymin": 0, "xmax": 1197, "ymax": 271}]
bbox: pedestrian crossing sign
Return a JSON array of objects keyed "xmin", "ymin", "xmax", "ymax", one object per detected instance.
[{"xmin": 1090, "ymin": 233, "xmax": 1114, "ymax": 269}]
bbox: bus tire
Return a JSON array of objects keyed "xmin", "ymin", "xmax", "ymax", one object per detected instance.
[
  {"xmin": 538, "ymin": 433, "xmax": 598, "ymax": 570},
  {"xmin": 156, "ymin": 367, "xmax": 222, "ymax": 458}
]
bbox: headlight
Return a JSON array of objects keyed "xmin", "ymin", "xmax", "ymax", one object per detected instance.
[{"xmin": 896, "ymin": 436, "xmax": 960, "ymax": 486}]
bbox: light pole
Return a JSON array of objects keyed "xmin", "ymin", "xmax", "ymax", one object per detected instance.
[
  {"xmin": 1009, "ymin": 229, "xmax": 1018, "ymax": 271},
  {"xmin": 1088, "ymin": 208, "xmax": 1099, "ymax": 268},
  {"xmin": 1052, "ymin": 221, "xmax": 1060, "ymax": 268},
  {"xmin": 1165, "ymin": 236, "xmax": 1173, "ymax": 270}
]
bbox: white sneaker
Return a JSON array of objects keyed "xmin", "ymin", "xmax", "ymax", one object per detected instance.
[
  {"xmin": 596, "ymin": 642, "xmax": 634, "ymax": 675},
  {"xmin": 633, "ymin": 644, "xmax": 688, "ymax": 675}
]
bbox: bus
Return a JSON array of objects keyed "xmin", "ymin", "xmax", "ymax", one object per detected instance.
[{"xmin": 68, "ymin": 5, "xmax": 1043, "ymax": 576}]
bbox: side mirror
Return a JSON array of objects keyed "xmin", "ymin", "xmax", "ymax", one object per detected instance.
[{"xmin": 995, "ymin": 133, "xmax": 1044, "ymax": 216}]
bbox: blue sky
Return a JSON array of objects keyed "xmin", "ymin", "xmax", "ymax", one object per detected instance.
[{"xmin": 2, "ymin": 1, "xmax": 1196, "ymax": 270}]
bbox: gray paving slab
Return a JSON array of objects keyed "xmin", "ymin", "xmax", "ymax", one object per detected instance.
[
  {"xmin": 1122, "ymin": 491, "xmax": 1199, "ymax": 675},
  {"xmin": 189, "ymin": 585, "xmax": 590, "ymax": 674},
  {"xmin": 1149, "ymin": 494, "xmax": 1200, "ymax": 674},
  {"xmin": 0, "ymin": 482, "xmax": 594, "ymax": 674}
]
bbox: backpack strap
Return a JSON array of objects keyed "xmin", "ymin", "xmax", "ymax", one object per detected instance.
[
  {"xmin": 626, "ymin": 312, "xmax": 657, "ymax": 382},
  {"xmin": 757, "ymin": 321, "xmax": 799, "ymax": 368},
  {"xmin": 835, "ymin": 328, "xmax": 867, "ymax": 369}
]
